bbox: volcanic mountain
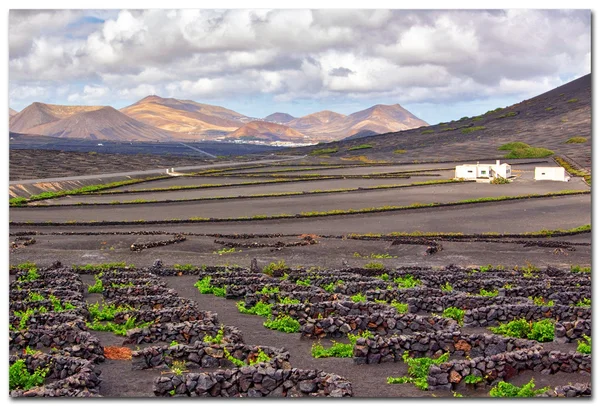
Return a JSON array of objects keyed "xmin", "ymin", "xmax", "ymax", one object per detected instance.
[
  {"xmin": 9, "ymin": 108, "xmax": 18, "ymax": 116},
  {"xmin": 120, "ymin": 95, "xmax": 251, "ymax": 138},
  {"xmin": 224, "ymin": 121, "xmax": 308, "ymax": 142},
  {"xmin": 13, "ymin": 106, "xmax": 173, "ymax": 141},
  {"xmin": 9, "ymin": 102, "xmax": 105, "ymax": 133},
  {"xmin": 264, "ymin": 112, "xmax": 295, "ymax": 124}
]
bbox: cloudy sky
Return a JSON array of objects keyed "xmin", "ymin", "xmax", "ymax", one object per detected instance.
[{"xmin": 9, "ymin": 9, "xmax": 591, "ymax": 124}]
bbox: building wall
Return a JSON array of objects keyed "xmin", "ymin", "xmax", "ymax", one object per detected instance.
[{"xmin": 534, "ymin": 167, "xmax": 568, "ymax": 181}]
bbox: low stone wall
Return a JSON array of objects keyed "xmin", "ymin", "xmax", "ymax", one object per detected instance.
[
  {"xmin": 113, "ymin": 305, "xmax": 217, "ymax": 325},
  {"xmin": 11, "ymin": 277, "xmax": 83, "ymax": 291},
  {"xmin": 301, "ymin": 312, "xmax": 459, "ymax": 339},
  {"xmin": 427, "ymin": 349, "xmax": 592, "ymax": 391},
  {"xmin": 538, "ymin": 383, "xmax": 592, "ymax": 397},
  {"xmin": 10, "ymin": 310, "xmax": 86, "ymax": 330},
  {"xmin": 507, "ymin": 287, "xmax": 590, "ymax": 303},
  {"xmin": 100, "ymin": 276, "xmax": 168, "ymax": 288},
  {"xmin": 102, "ymin": 285, "xmax": 176, "ymax": 299},
  {"xmin": 331, "ymin": 281, "xmax": 389, "ymax": 295},
  {"xmin": 132, "ymin": 342, "xmax": 290, "ymax": 371},
  {"xmin": 407, "ymin": 294, "xmax": 531, "ymax": 313},
  {"xmin": 353, "ymin": 332, "xmax": 540, "ymax": 364},
  {"xmin": 9, "ymin": 353, "xmax": 102, "ymax": 397},
  {"xmin": 271, "ymin": 301, "xmax": 393, "ymax": 320},
  {"xmin": 243, "ymin": 291, "xmax": 338, "ymax": 308},
  {"xmin": 225, "ymin": 282, "xmax": 316, "ymax": 299},
  {"xmin": 463, "ymin": 304, "xmax": 592, "ymax": 327},
  {"xmin": 124, "ymin": 321, "xmax": 243, "ymax": 345},
  {"xmin": 153, "ymin": 365, "xmax": 353, "ymax": 397},
  {"xmin": 10, "ymin": 288, "xmax": 84, "ymax": 303},
  {"xmin": 108, "ymin": 294, "xmax": 195, "ymax": 310},
  {"xmin": 10, "ymin": 325, "xmax": 105, "ymax": 363},
  {"xmin": 153, "ymin": 265, "xmax": 247, "ymax": 277},
  {"xmin": 547, "ymin": 291, "xmax": 592, "ymax": 306},
  {"xmin": 365, "ymin": 287, "xmax": 448, "ymax": 303},
  {"xmin": 10, "ymin": 299, "xmax": 87, "ymax": 313},
  {"xmin": 554, "ymin": 319, "xmax": 591, "ymax": 344}
]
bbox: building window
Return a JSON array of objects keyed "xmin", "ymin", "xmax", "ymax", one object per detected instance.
[
  {"xmin": 542, "ymin": 173, "xmax": 545, "ymax": 175},
  {"xmin": 467, "ymin": 170, "xmax": 473, "ymax": 173},
  {"xmin": 481, "ymin": 170, "xmax": 486, "ymax": 174}
]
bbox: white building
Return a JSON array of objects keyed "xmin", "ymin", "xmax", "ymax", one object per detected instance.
[
  {"xmin": 455, "ymin": 160, "xmax": 512, "ymax": 180},
  {"xmin": 534, "ymin": 167, "xmax": 570, "ymax": 182}
]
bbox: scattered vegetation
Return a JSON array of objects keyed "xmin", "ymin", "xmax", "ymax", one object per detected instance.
[
  {"xmin": 461, "ymin": 126, "xmax": 486, "ymax": 134},
  {"xmin": 310, "ymin": 147, "xmax": 339, "ymax": 156},
  {"xmin": 577, "ymin": 335, "xmax": 591, "ymax": 354},
  {"xmin": 497, "ymin": 111, "xmax": 517, "ymax": 118},
  {"xmin": 88, "ymin": 302, "xmax": 133, "ymax": 321},
  {"xmin": 353, "ymin": 252, "xmax": 397, "ymax": 259},
  {"xmin": 348, "ymin": 144, "xmax": 374, "ymax": 151},
  {"xmin": 394, "ymin": 274, "xmax": 421, "ymax": 289},
  {"xmin": 575, "ymin": 298, "xmax": 591, "ymax": 307},
  {"xmin": 87, "ymin": 274, "xmax": 103, "ymax": 293},
  {"xmin": 194, "ymin": 276, "xmax": 226, "ymax": 297},
  {"xmin": 173, "ymin": 263, "xmax": 195, "ymax": 272},
  {"xmin": 498, "ymin": 142, "xmax": 554, "ymax": 158},
  {"xmin": 421, "ymin": 129, "xmax": 435, "ymax": 134},
  {"xmin": 323, "ymin": 280, "xmax": 344, "ymax": 293},
  {"xmin": 9, "ymin": 359, "xmax": 49, "ymax": 391},
  {"xmin": 236, "ymin": 301, "xmax": 273, "ymax": 318},
  {"xmin": 490, "ymin": 318, "xmax": 555, "ymax": 342},
  {"xmin": 203, "ymin": 326, "xmax": 225, "ymax": 344},
  {"xmin": 87, "ymin": 316, "xmax": 152, "ymax": 336},
  {"xmin": 529, "ymin": 296, "xmax": 554, "ymax": 306},
  {"xmin": 262, "ymin": 260, "xmax": 287, "ymax": 276},
  {"xmin": 17, "ymin": 265, "xmax": 40, "ymax": 282},
  {"xmin": 387, "ymin": 352, "xmax": 450, "ymax": 390},
  {"xmin": 566, "ymin": 137, "xmax": 587, "ymax": 144},
  {"xmin": 554, "ymin": 156, "xmax": 591, "ymax": 184},
  {"xmin": 394, "ymin": 149, "xmax": 407, "ymax": 154},
  {"xmin": 73, "ymin": 262, "xmax": 130, "ymax": 272},
  {"xmin": 311, "ymin": 331, "xmax": 373, "ymax": 358},
  {"xmin": 490, "ymin": 176, "xmax": 510, "ymax": 184},
  {"xmin": 489, "ymin": 378, "xmax": 549, "ymax": 397},
  {"xmin": 364, "ymin": 261, "xmax": 385, "ymax": 270},
  {"xmin": 350, "ymin": 293, "xmax": 367, "ymax": 303},
  {"xmin": 213, "ymin": 247, "xmax": 239, "ymax": 255},
  {"xmin": 567, "ymin": 98, "xmax": 578, "ymax": 103},
  {"xmin": 464, "ymin": 374, "xmax": 483, "ymax": 384},
  {"xmin": 478, "ymin": 289, "xmax": 499, "ymax": 297},
  {"xmin": 440, "ymin": 282, "xmax": 453, "ymax": 292}
]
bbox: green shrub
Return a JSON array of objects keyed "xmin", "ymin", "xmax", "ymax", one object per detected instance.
[
  {"xmin": 490, "ymin": 318, "xmax": 555, "ymax": 342},
  {"xmin": 295, "ymin": 278, "xmax": 312, "ymax": 287},
  {"xmin": 440, "ymin": 282, "xmax": 453, "ymax": 292},
  {"xmin": 576, "ymin": 298, "xmax": 591, "ymax": 307},
  {"xmin": 323, "ymin": 280, "xmax": 344, "ymax": 293},
  {"xmin": 263, "ymin": 315, "xmax": 300, "ymax": 333},
  {"xmin": 577, "ymin": 334, "xmax": 591, "ymax": 354},
  {"xmin": 491, "ymin": 176, "xmax": 510, "ymax": 184},
  {"xmin": 567, "ymin": 98, "xmax": 578, "ymax": 103},
  {"xmin": 461, "ymin": 126, "xmax": 486, "ymax": 134},
  {"xmin": 545, "ymin": 107, "xmax": 554, "ymax": 111},
  {"xmin": 497, "ymin": 111, "xmax": 517, "ymax": 118},
  {"xmin": 310, "ymin": 147, "xmax": 339, "ymax": 156},
  {"xmin": 348, "ymin": 144, "xmax": 373, "ymax": 151},
  {"xmin": 213, "ymin": 247, "xmax": 238, "ymax": 255},
  {"xmin": 88, "ymin": 302, "xmax": 133, "ymax": 321},
  {"xmin": 236, "ymin": 301, "xmax": 273, "ymax": 318},
  {"xmin": 262, "ymin": 260, "xmax": 287, "ymax": 276},
  {"xmin": 464, "ymin": 374, "xmax": 483, "ymax": 384},
  {"xmin": 442, "ymin": 307, "xmax": 465, "ymax": 326},
  {"xmin": 527, "ymin": 319, "xmax": 555, "ymax": 342},
  {"xmin": 170, "ymin": 340, "xmax": 179, "ymax": 347},
  {"xmin": 203, "ymin": 326, "xmax": 225, "ymax": 344},
  {"xmin": 394, "ymin": 274, "xmax": 421, "ymax": 289},
  {"xmin": 174, "ymin": 263, "xmax": 195, "ymax": 271},
  {"xmin": 471, "ymin": 116, "xmax": 483, "ymax": 122},
  {"xmin": 504, "ymin": 147, "xmax": 554, "ymax": 159},
  {"xmin": 26, "ymin": 292, "xmax": 44, "ymax": 302},
  {"xmin": 17, "ymin": 266, "xmax": 39, "ymax": 282},
  {"xmin": 571, "ymin": 265, "xmax": 591, "ymax": 273},
  {"xmin": 394, "ymin": 149, "xmax": 407, "ymax": 154},
  {"xmin": 529, "ymin": 296, "xmax": 554, "ymax": 306},
  {"xmin": 566, "ymin": 137, "xmax": 587, "ymax": 144},
  {"xmin": 9, "ymin": 197, "xmax": 28, "ymax": 206},
  {"xmin": 489, "ymin": 378, "xmax": 549, "ymax": 397},
  {"xmin": 498, "ymin": 142, "xmax": 530, "ymax": 151},
  {"xmin": 311, "ymin": 341, "xmax": 353, "ymax": 358},
  {"xmin": 194, "ymin": 276, "xmax": 215, "ymax": 294},
  {"xmin": 87, "ymin": 275, "xmax": 103, "ymax": 293},
  {"xmin": 9, "ymin": 359, "xmax": 49, "ymax": 391},
  {"xmin": 421, "ymin": 129, "xmax": 435, "ymax": 134},
  {"xmin": 258, "ymin": 286, "xmax": 280, "ymax": 295},
  {"xmin": 387, "ymin": 352, "xmax": 450, "ymax": 390},
  {"xmin": 479, "ymin": 289, "xmax": 498, "ymax": 297},
  {"xmin": 364, "ymin": 261, "xmax": 385, "ymax": 270},
  {"xmin": 390, "ymin": 301, "xmax": 408, "ymax": 314},
  {"xmin": 351, "ymin": 293, "xmax": 367, "ymax": 303},
  {"xmin": 376, "ymin": 273, "xmax": 389, "ymax": 281}
]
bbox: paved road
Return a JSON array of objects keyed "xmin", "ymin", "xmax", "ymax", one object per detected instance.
[{"xmin": 8, "ymin": 155, "xmax": 306, "ymax": 185}]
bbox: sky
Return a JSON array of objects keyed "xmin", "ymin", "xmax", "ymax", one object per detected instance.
[{"xmin": 8, "ymin": 9, "xmax": 591, "ymax": 124}]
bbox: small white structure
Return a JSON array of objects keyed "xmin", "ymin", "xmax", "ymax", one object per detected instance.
[
  {"xmin": 534, "ymin": 167, "xmax": 570, "ymax": 182},
  {"xmin": 455, "ymin": 160, "xmax": 512, "ymax": 180}
]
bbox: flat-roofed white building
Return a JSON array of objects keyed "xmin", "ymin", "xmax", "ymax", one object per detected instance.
[
  {"xmin": 534, "ymin": 167, "xmax": 570, "ymax": 182},
  {"xmin": 455, "ymin": 160, "xmax": 512, "ymax": 180}
]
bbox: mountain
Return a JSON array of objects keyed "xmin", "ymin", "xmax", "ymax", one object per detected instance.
[
  {"xmin": 293, "ymin": 74, "xmax": 591, "ymax": 169},
  {"xmin": 342, "ymin": 129, "xmax": 380, "ymax": 141},
  {"xmin": 287, "ymin": 104, "xmax": 428, "ymax": 141},
  {"xmin": 120, "ymin": 95, "xmax": 251, "ymax": 139},
  {"xmin": 16, "ymin": 106, "xmax": 174, "ymax": 141},
  {"xmin": 9, "ymin": 108, "xmax": 18, "ymax": 116},
  {"xmin": 9, "ymin": 102, "xmax": 104, "ymax": 133},
  {"xmin": 264, "ymin": 112, "xmax": 295, "ymax": 123},
  {"xmin": 224, "ymin": 121, "xmax": 308, "ymax": 142}
]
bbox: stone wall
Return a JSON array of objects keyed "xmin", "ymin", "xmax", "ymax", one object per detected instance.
[
  {"xmin": 427, "ymin": 349, "xmax": 592, "ymax": 391},
  {"xmin": 353, "ymin": 332, "xmax": 541, "ymax": 364},
  {"xmin": 113, "ymin": 305, "xmax": 217, "ymax": 325},
  {"xmin": 407, "ymin": 294, "xmax": 531, "ymax": 313},
  {"xmin": 243, "ymin": 291, "xmax": 338, "ymax": 308},
  {"xmin": 537, "ymin": 383, "xmax": 591, "ymax": 397},
  {"xmin": 463, "ymin": 304, "xmax": 592, "ymax": 327},
  {"xmin": 153, "ymin": 365, "xmax": 353, "ymax": 397},
  {"xmin": 9, "ymin": 353, "xmax": 102, "ymax": 397},
  {"xmin": 271, "ymin": 301, "xmax": 393, "ymax": 320},
  {"xmin": 132, "ymin": 342, "xmax": 290, "ymax": 371},
  {"xmin": 10, "ymin": 288, "xmax": 84, "ymax": 303},
  {"xmin": 123, "ymin": 321, "xmax": 243, "ymax": 345},
  {"xmin": 554, "ymin": 319, "xmax": 591, "ymax": 344},
  {"xmin": 102, "ymin": 285, "xmax": 176, "ymax": 299},
  {"xmin": 107, "ymin": 294, "xmax": 195, "ymax": 310},
  {"xmin": 10, "ymin": 310, "xmax": 86, "ymax": 330}
]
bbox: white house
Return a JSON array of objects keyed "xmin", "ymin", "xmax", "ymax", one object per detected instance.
[
  {"xmin": 455, "ymin": 160, "xmax": 512, "ymax": 180},
  {"xmin": 534, "ymin": 167, "xmax": 570, "ymax": 182}
]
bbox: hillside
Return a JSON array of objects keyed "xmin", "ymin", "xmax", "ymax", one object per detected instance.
[
  {"xmin": 224, "ymin": 121, "xmax": 308, "ymax": 142},
  {"xmin": 20, "ymin": 106, "xmax": 174, "ymax": 142},
  {"xmin": 289, "ymin": 74, "xmax": 591, "ymax": 171},
  {"xmin": 287, "ymin": 104, "xmax": 428, "ymax": 141},
  {"xmin": 9, "ymin": 108, "xmax": 18, "ymax": 116},
  {"xmin": 9, "ymin": 102, "xmax": 104, "ymax": 133},
  {"xmin": 264, "ymin": 112, "xmax": 295, "ymax": 123},
  {"xmin": 120, "ymin": 96, "xmax": 250, "ymax": 139}
]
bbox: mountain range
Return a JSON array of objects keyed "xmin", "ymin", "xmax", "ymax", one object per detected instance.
[{"xmin": 9, "ymin": 96, "xmax": 428, "ymax": 144}]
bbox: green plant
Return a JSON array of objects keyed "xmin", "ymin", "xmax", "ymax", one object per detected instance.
[
  {"xmin": 489, "ymin": 378, "xmax": 549, "ymax": 397},
  {"xmin": 236, "ymin": 301, "xmax": 273, "ymax": 318},
  {"xmin": 13, "ymin": 309, "xmax": 36, "ymax": 330},
  {"xmin": 529, "ymin": 296, "xmax": 554, "ymax": 306},
  {"xmin": 194, "ymin": 276, "xmax": 219, "ymax": 294},
  {"xmin": 262, "ymin": 260, "xmax": 287, "ymax": 276},
  {"xmin": 348, "ymin": 144, "xmax": 373, "ymax": 151},
  {"xmin": 461, "ymin": 126, "xmax": 486, "ymax": 134},
  {"xmin": 169, "ymin": 389, "xmax": 176, "ymax": 396},
  {"xmin": 377, "ymin": 273, "xmax": 389, "ymax": 281},
  {"xmin": 394, "ymin": 149, "xmax": 407, "ymax": 154},
  {"xmin": 545, "ymin": 107, "xmax": 554, "ymax": 111},
  {"xmin": 387, "ymin": 352, "xmax": 450, "ymax": 390},
  {"xmin": 491, "ymin": 176, "xmax": 510, "ymax": 184},
  {"xmin": 169, "ymin": 360, "xmax": 188, "ymax": 376},
  {"xmin": 17, "ymin": 266, "xmax": 40, "ymax": 282},
  {"xmin": 464, "ymin": 374, "xmax": 483, "ymax": 384},
  {"xmin": 23, "ymin": 346, "xmax": 41, "ymax": 356},
  {"xmin": 323, "ymin": 280, "xmax": 344, "ymax": 293},
  {"xmin": 213, "ymin": 247, "xmax": 238, "ymax": 255},
  {"xmin": 497, "ymin": 111, "xmax": 517, "ymax": 118},
  {"xmin": 249, "ymin": 348, "xmax": 272, "ymax": 366},
  {"xmin": 387, "ymin": 376, "xmax": 412, "ymax": 384},
  {"xmin": 351, "ymin": 293, "xmax": 367, "ymax": 303},
  {"xmin": 310, "ymin": 147, "xmax": 339, "ymax": 156},
  {"xmin": 577, "ymin": 334, "xmax": 591, "ymax": 354},
  {"xmin": 576, "ymin": 298, "xmax": 591, "ymax": 307},
  {"xmin": 87, "ymin": 275, "xmax": 103, "ymax": 293},
  {"xmin": 9, "ymin": 359, "xmax": 49, "ymax": 391},
  {"xmin": 555, "ymin": 157, "xmax": 591, "ymax": 184},
  {"xmin": 170, "ymin": 340, "xmax": 179, "ymax": 347},
  {"xmin": 490, "ymin": 318, "xmax": 554, "ymax": 342},
  {"xmin": 452, "ymin": 391, "xmax": 464, "ymax": 397},
  {"xmin": 567, "ymin": 98, "xmax": 578, "ymax": 103},
  {"xmin": 364, "ymin": 261, "xmax": 385, "ymax": 270},
  {"xmin": 26, "ymin": 292, "xmax": 44, "ymax": 302},
  {"xmin": 394, "ymin": 274, "xmax": 421, "ymax": 289},
  {"xmin": 442, "ymin": 307, "xmax": 465, "ymax": 326},
  {"xmin": 263, "ymin": 315, "xmax": 300, "ymax": 333},
  {"xmin": 203, "ymin": 326, "xmax": 225, "ymax": 344},
  {"xmin": 174, "ymin": 263, "xmax": 195, "ymax": 271},
  {"xmin": 389, "ymin": 301, "xmax": 408, "ymax": 314},
  {"xmin": 440, "ymin": 282, "xmax": 453, "ymax": 292},
  {"xmin": 503, "ymin": 283, "xmax": 513, "ymax": 289},
  {"xmin": 311, "ymin": 341, "xmax": 354, "ymax": 358},
  {"xmin": 296, "ymin": 278, "xmax": 312, "ymax": 287},
  {"xmin": 87, "ymin": 302, "xmax": 133, "ymax": 321},
  {"xmin": 571, "ymin": 265, "xmax": 591, "ymax": 273},
  {"xmin": 479, "ymin": 289, "xmax": 498, "ymax": 297},
  {"xmin": 566, "ymin": 137, "xmax": 587, "ymax": 144}
]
